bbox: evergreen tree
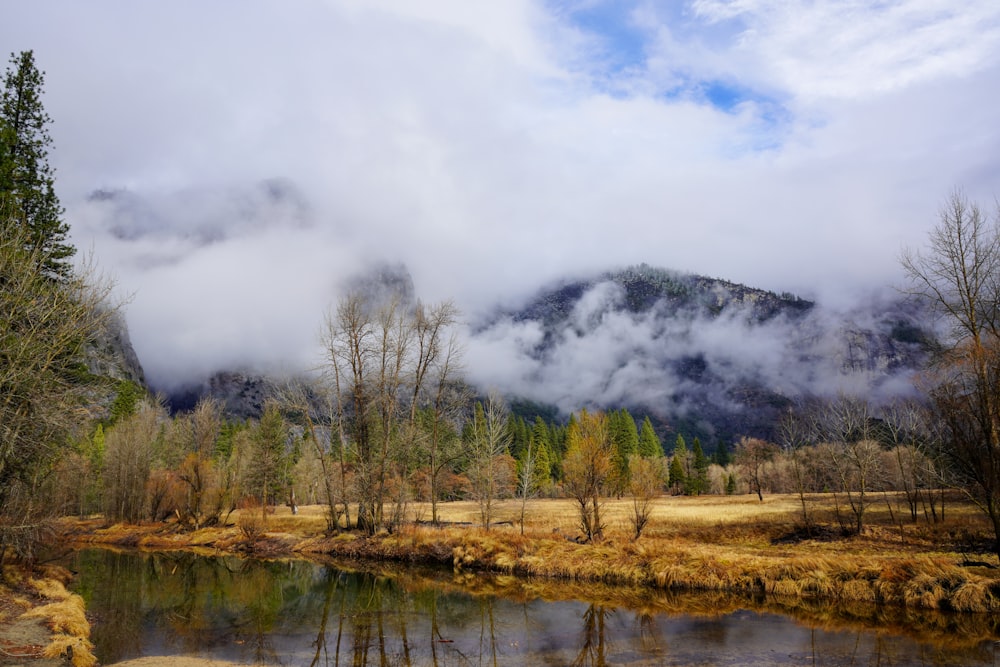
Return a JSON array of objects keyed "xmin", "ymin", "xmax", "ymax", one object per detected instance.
[
  {"xmin": 637, "ymin": 417, "xmax": 662, "ymax": 457},
  {"xmin": 686, "ymin": 437, "xmax": 709, "ymax": 495},
  {"xmin": 726, "ymin": 472, "xmax": 737, "ymax": 495},
  {"xmin": 668, "ymin": 454, "xmax": 685, "ymax": 493},
  {"xmin": 0, "ymin": 51, "xmax": 73, "ymax": 278},
  {"xmin": 530, "ymin": 417, "xmax": 552, "ymax": 487},
  {"xmin": 713, "ymin": 439, "xmax": 730, "ymax": 467},
  {"xmin": 247, "ymin": 403, "xmax": 290, "ymax": 510},
  {"xmin": 533, "ymin": 439, "xmax": 551, "ymax": 490},
  {"xmin": 609, "ymin": 408, "xmax": 638, "ymax": 495},
  {"xmin": 669, "ymin": 434, "xmax": 688, "ymax": 492},
  {"xmin": 531, "ymin": 416, "xmax": 551, "ymax": 451},
  {"xmin": 506, "ymin": 415, "xmax": 529, "ymax": 461}
]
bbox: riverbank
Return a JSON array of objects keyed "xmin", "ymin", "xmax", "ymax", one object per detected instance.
[
  {"xmin": 0, "ymin": 564, "xmax": 95, "ymax": 667},
  {"xmin": 62, "ymin": 494, "xmax": 1000, "ymax": 614}
]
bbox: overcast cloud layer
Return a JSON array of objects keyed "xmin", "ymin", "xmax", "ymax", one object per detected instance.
[{"xmin": 4, "ymin": 1, "xmax": 1000, "ymax": 392}]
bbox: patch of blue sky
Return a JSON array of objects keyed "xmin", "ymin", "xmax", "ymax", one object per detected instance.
[
  {"xmin": 546, "ymin": 0, "xmax": 650, "ymax": 90},
  {"xmin": 666, "ymin": 76, "xmax": 794, "ymax": 154},
  {"xmin": 547, "ymin": 1, "xmax": 792, "ymax": 152}
]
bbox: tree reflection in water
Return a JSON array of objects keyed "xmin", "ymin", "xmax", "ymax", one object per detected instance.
[{"xmin": 69, "ymin": 549, "xmax": 998, "ymax": 666}]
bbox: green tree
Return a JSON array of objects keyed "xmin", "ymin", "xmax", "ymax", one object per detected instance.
[
  {"xmin": 109, "ymin": 380, "xmax": 144, "ymax": 424},
  {"xmin": 609, "ymin": 408, "xmax": 638, "ymax": 496},
  {"xmin": 668, "ymin": 455, "xmax": 685, "ymax": 493},
  {"xmin": 0, "ymin": 51, "xmax": 73, "ymax": 278},
  {"xmin": 686, "ymin": 437, "xmax": 709, "ymax": 495},
  {"xmin": 669, "ymin": 434, "xmax": 688, "ymax": 493},
  {"xmin": 726, "ymin": 472, "xmax": 737, "ymax": 495},
  {"xmin": 246, "ymin": 402, "xmax": 291, "ymax": 520},
  {"xmin": 637, "ymin": 417, "xmax": 662, "ymax": 457},
  {"xmin": 713, "ymin": 440, "xmax": 730, "ymax": 467}
]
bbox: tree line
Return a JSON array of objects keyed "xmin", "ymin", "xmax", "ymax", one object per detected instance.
[{"xmin": 5, "ymin": 48, "xmax": 1000, "ymax": 561}]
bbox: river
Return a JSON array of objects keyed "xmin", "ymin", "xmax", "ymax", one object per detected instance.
[{"xmin": 68, "ymin": 549, "xmax": 997, "ymax": 666}]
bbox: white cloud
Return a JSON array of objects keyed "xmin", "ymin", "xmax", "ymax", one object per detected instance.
[
  {"xmin": 687, "ymin": 0, "xmax": 1000, "ymax": 101},
  {"xmin": 1, "ymin": 0, "xmax": 998, "ymax": 391}
]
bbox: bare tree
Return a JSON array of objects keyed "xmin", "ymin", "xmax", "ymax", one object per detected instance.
[
  {"xmin": 563, "ymin": 409, "xmax": 613, "ymax": 542},
  {"xmin": 734, "ymin": 437, "xmax": 779, "ymax": 502},
  {"xmin": 467, "ymin": 393, "xmax": 514, "ymax": 530},
  {"xmin": 902, "ymin": 191, "xmax": 1000, "ymax": 556},
  {"xmin": 320, "ymin": 291, "xmax": 465, "ymax": 534},
  {"xmin": 102, "ymin": 399, "xmax": 166, "ymax": 524},
  {"xmin": 418, "ymin": 324, "xmax": 467, "ymax": 525},
  {"xmin": 812, "ymin": 395, "xmax": 883, "ymax": 534},
  {"xmin": 0, "ymin": 220, "xmax": 117, "ymax": 558},
  {"xmin": 777, "ymin": 405, "xmax": 816, "ymax": 527},
  {"xmin": 628, "ymin": 454, "xmax": 664, "ymax": 540},
  {"xmin": 174, "ymin": 398, "xmax": 223, "ymax": 528}
]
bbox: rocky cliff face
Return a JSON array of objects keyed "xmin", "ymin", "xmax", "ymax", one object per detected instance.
[
  {"xmin": 84, "ymin": 311, "xmax": 146, "ymax": 386},
  {"xmin": 167, "ymin": 370, "xmax": 292, "ymax": 419}
]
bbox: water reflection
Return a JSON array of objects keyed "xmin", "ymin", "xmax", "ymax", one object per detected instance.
[{"xmin": 69, "ymin": 549, "xmax": 997, "ymax": 666}]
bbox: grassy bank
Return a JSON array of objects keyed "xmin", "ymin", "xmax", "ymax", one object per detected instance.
[
  {"xmin": 63, "ymin": 494, "xmax": 1000, "ymax": 615},
  {"xmin": 0, "ymin": 564, "xmax": 96, "ymax": 667}
]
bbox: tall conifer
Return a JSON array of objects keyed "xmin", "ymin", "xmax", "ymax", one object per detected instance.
[{"xmin": 0, "ymin": 50, "xmax": 73, "ymax": 278}]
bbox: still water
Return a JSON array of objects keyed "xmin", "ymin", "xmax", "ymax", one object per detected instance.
[{"xmin": 69, "ymin": 549, "xmax": 997, "ymax": 666}]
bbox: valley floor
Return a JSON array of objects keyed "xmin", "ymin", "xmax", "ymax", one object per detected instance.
[{"xmin": 7, "ymin": 493, "xmax": 1000, "ymax": 665}]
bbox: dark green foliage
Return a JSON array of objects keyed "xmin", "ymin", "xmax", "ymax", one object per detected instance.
[
  {"xmin": 668, "ymin": 454, "xmax": 685, "ymax": 492},
  {"xmin": 506, "ymin": 415, "xmax": 529, "ymax": 461},
  {"xmin": 109, "ymin": 380, "xmax": 144, "ymax": 424},
  {"xmin": 609, "ymin": 408, "xmax": 639, "ymax": 494},
  {"xmin": 637, "ymin": 416, "xmax": 662, "ymax": 457},
  {"xmin": 726, "ymin": 472, "xmax": 736, "ymax": 495},
  {"xmin": 713, "ymin": 439, "xmax": 730, "ymax": 467},
  {"xmin": 507, "ymin": 397, "xmax": 561, "ymax": 425},
  {"xmin": 686, "ymin": 437, "xmax": 709, "ymax": 495},
  {"xmin": 247, "ymin": 403, "xmax": 291, "ymax": 507},
  {"xmin": 0, "ymin": 51, "xmax": 73, "ymax": 278},
  {"xmin": 215, "ymin": 420, "xmax": 247, "ymax": 460}
]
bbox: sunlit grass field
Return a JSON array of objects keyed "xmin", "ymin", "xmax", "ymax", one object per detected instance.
[{"xmin": 72, "ymin": 492, "xmax": 999, "ymax": 615}]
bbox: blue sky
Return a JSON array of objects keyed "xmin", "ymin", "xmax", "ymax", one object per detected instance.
[{"xmin": 3, "ymin": 0, "xmax": 1000, "ymax": 388}]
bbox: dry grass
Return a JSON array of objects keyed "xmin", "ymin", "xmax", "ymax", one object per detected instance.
[
  {"xmin": 62, "ymin": 493, "xmax": 1000, "ymax": 615},
  {"xmin": 5, "ymin": 567, "xmax": 99, "ymax": 667},
  {"xmin": 42, "ymin": 633, "xmax": 98, "ymax": 667}
]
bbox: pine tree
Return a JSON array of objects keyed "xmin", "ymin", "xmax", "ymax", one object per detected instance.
[
  {"xmin": 609, "ymin": 408, "xmax": 638, "ymax": 495},
  {"xmin": 0, "ymin": 51, "xmax": 73, "ymax": 278},
  {"xmin": 714, "ymin": 439, "xmax": 730, "ymax": 467},
  {"xmin": 530, "ymin": 417, "xmax": 552, "ymax": 488},
  {"xmin": 726, "ymin": 472, "xmax": 737, "ymax": 495},
  {"xmin": 668, "ymin": 454, "xmax": 685, "ymax": 493},
  {"xmin": 637, "ymin": 417, "xmax": 662, "ymax": 457},
  {"xmin": 533, "ymin": 440, "xmax": 551, "ymax": 490},
  {"xmin": 687, "ymin": 437, "xmax": 709, "ymax": 496}
]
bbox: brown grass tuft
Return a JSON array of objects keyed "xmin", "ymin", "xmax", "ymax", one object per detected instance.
[
  {"xmin": 42, "ymin": 633, "xmax": 97, "ymax": 667},
  {"xmin": 28, "ymin": 576, "xmax": 72, "ymax": 601},
  {"xmin": 23, "ymin": 595, "xmax": 90, "ymax": 637}
]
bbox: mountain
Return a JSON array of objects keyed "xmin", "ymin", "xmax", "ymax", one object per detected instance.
[
  {"xmin": 469, "ymin": 264, "xmax": 933, "ymax": 446},
  {"xmin": 156, "ymin": 263, "xmax": 934, "ymax": 447}
]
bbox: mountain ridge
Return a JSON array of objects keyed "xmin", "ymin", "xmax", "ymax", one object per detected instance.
[{"xmin": 141, "ymin": 262, "xmax": 933, "ymax": 446}]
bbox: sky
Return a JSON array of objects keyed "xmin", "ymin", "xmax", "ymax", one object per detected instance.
[{"xmin": 3, "ymin": 1, "xmax": 1000, "ymax": 392}]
